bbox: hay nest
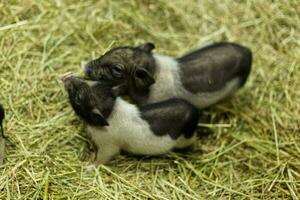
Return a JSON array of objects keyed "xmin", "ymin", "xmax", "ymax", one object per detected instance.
[{"xmin": 0, "ymin": 1, "xmax": 299, "ymax": 199}]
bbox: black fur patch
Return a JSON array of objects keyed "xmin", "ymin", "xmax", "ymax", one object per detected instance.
[
  {"xmin": 85, "ymin": 47, "xmax": 155, "ymax": 85},
  {"xmin": 0, "ymin": 104, "xmax": 4, "ymax": 138},
  {"xmin": 139, "ymin": 98, "xmax": 199, "ymax": 139},
  {"xmin": 177, "ymin": 42, "xmax": 252, "ymax": 93},
  {"xmin": 84, "ymin": 45, "xmax": 156, "ymax": 97}
]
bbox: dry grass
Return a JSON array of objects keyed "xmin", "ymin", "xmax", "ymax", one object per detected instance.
[{"xmin": 0, "ymin": 0, "xmax": 299, "ymax": 199}]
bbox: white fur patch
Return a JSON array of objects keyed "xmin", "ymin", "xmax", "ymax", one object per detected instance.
[
  {"xmin": 147, "ymin": 55, "xmax": 180, "ymax": 103},
  {"xmin": 86, "ymin": 97, "xmax": 195, "ymax": 165},
  {"xmin": 148, "ymin": 54, "xmax": 241, "ymax": 108}
]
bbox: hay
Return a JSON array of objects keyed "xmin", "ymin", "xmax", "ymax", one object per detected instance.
[{"xmin": 0, "ymin": 0, "xmax": 299, "ymax": 199}]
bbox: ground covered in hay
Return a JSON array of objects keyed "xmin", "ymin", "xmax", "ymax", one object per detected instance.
[{"xmin": 0, "ymin": 0, "xmax": 299, "ymax": 199}]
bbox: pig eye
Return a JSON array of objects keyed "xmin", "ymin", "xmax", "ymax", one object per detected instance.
[{"xmin": 111, "ymin": 64, "xmax": 124, "ymax": 78}]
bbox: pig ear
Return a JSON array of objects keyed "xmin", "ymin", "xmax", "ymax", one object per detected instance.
[
  {"xmin": 137, "ymin": 43, "xmax": 155, "ymax": 53},
  {"xmin": 134, "ymin": 68, "xmax": 155, "ymax": 90},
  {"xmin": 90, "ymin": 108, "xmax": 109, "ymax": 126}
]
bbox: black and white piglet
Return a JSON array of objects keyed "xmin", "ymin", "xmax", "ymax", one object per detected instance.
[
  {"xmin": 83, "ymin": 42, "xmax": 252, "ymax": 108},
  {"xmin": 62, "ymin": 74, "xmax": 199, "ymax": 166}
]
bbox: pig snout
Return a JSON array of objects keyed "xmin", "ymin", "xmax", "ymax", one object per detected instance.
[
  {"xmin": 61, "ymin": 72, "xmax": 79, "ymax": 90},
  {"xmin": 61, "ymin": 72, "xmax": 75, "ymax": 82}
]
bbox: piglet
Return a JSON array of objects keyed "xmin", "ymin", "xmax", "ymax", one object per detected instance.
[
  {"xmin": 62, "ymin": 74, "xmax": 199, "ymax": 166},
  {"xmin": 83, "ymin": 42, "xmax": 252, "ymax": 108}
]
